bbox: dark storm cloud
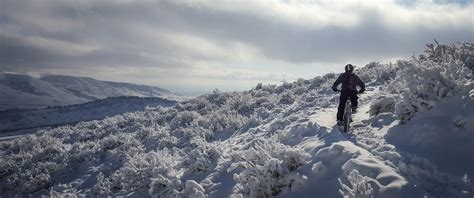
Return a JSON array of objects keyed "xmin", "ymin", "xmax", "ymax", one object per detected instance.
[
  {"xmin": 0, "ymin": 0, "xmax": 200, "ymax": 70},
  {"xmin": 0, "ymin": 0, "xmax": 473, "ymax": 88}
]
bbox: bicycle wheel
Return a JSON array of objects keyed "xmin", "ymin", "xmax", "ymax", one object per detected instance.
[
  {"xmin": 343, "ymin": 113, "xmax": 350, "ymax": 132},
  {"xmin": 343, "ymin": 100, "xmax": 352, "ymax": 133}
]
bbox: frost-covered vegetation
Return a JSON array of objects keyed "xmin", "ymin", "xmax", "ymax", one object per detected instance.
[
  {"xmin": 0, "ymin": 74, "xmax": 328, "ymax": 197},
  {"xmin": 1, "ymin": 42, "xmax": 472, "ymax": 197},
  {"xmin": 362, "ymin": 42, "xmax": 473, "ymax": 122}
]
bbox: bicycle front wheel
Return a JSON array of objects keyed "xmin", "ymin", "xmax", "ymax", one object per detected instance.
[
  {"xmin": 343, "ymin": 108, "xmax": 351, "ymax": 132},
  {"xmin": 343, "ymin": 115, "xmax": 350, "ymax": 132}
]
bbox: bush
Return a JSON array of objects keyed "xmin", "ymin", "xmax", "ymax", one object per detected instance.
[
  {"xmin": 388, "ymin": 42, "xmax": 472, "ymax": 121},
  {"xmin": 369, "ymin": 96, "xmax": 396, "ymax": 116},
  {"xmin": 228, "ymin": 138, "xmax": 309, "ymax": 197}
]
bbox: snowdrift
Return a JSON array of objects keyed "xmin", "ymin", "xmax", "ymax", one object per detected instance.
[{"xmin": 0, "ymin": 42, "xmax": 472, "ymax": 197}]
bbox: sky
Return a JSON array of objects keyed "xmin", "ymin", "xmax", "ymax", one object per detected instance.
[{"xmin": 0, "ymin": 0, "xmax": 473, "ymax": 95}]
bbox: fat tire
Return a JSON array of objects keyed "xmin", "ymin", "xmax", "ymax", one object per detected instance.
[
  {"xmin": 343, "ymin": 112, "xmax": 350, "ymax": 132},
  {"xmin": 343, "ymin": 98, "xmax": 352, "ymax": 133}
]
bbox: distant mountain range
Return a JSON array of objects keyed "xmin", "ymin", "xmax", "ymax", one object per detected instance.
[{"xmin": 0, "ymin": 72, "xmax": 177, "ymax": 110}]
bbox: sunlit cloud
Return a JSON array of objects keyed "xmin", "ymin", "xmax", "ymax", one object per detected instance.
[{"xmin": 0, "ymin": 0, "xmax": 472, "ymax": 94}]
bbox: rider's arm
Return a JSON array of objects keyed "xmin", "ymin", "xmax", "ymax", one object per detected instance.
[
  {"xmin": 332, "ymin": 74, "xmax": 343, "ymax": 90},
  {"xmin": 356, "ymin": 75, "xmax": 366, "ymax": 93}
]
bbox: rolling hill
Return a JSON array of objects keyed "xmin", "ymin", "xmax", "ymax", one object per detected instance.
[{"xmin": 0, "ymin": 73, "xmax": 177, "ymax": 110}]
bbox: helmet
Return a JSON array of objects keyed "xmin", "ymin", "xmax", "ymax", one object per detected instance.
[{"xmin": 345, "ymin": 64, "xmax": 354, "ymax": 73}]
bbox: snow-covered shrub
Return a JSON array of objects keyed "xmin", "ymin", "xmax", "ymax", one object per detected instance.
[
  {"xmin": 49, "ymin": 183, "xmax": 82, "ymax": 197},
  {"xmin": 314, "ymin": 73, "xmax": 340, "ymax": 95},
  {"xmin": 260, "ymin": 84, "xmax": 278, "ymax": 94},
  {"xmin": 206, "ymin": 89, "xmax": 227, "ymax": 107},
  {"xmin": 237, "ymin": 103, "xmax": 253, "ymax": 117},
  {"xmin": 281, "ymin": 81, "xmax": 293, "ymax": 89},
  {"xmin": 357, "ymin": 62, "xmax": 399, "ymax": 85},
  {"xmin": 279, "ymin": 92, "xmax": 295, "ymax": 104},
  {"xmin": 148, "ymin": 178, "xmax": 207, "ymax": 198},
  {"xmin": 369, "ymin": 96, "xmax": 396, "ymax": 116},
  {"xmin": 293, "ymin": 85, "xmax": 307, "ymax": 95},
  {"xmin": 308, "ymin": 74, "xmax": 334, "ymax": 90},
  {"xmin": 174, "ymin": 127, "xmax": 214, "ymax": 144},
  {"xmin": 338, "ymin": 169, "xmax": 374, "ymax": 198},
  {"xmin": 180, "ymin": 137, "xmax": 220, "ymax": 174},
  {"xmin": 205, "ymin": 109, "xmax": 248, "ymax": 134},
  {"xmin": 388, "ymin": 42, "xmax": 473, "ymax": 121},
  {"xmin": 254, "ymin": 107, "xmax": 271, "ymax": 120},
  {"xmin": 151, "ymin": 107, "xmax": 178, "ymax": 125},
  {"xmin": 251, "ymin": 88, "xmax": 269, "ymax": 98},
  {"xmin": 67, "ymin": 141, "xmax": 100, "ymax": 166},
  {"xmin": 135, "ymin": 127, "xmax": 178, "ymax": 151},
  {"xmin": 0, "ymin": 135, "xmax": 70, "ymax": 193},
  {"xmin": 180, "ymin": 97, "xmax": 215, "ymax": 115},
  {"xmin": 101, "ymin": 148, "xmax": 183, "ymax": 195},
  {"xmin": 251, "ymin": 97, "xmax": 275, "ymax": 110},
  {"xmin": 242, "ymin": 114, "xmax": 262, "ymax": 130},
  {"xmin": 179, "ymin": 180, "xmax": 207, "ymax": 198},
  {"xmin": 226, "ymin": 93, "xmax": 253, "ymax": 114},
  {"xmin": 170, "ymin": 111, "xmax": 201, "ymax": 129},
  {"xmin": 228, "ymin": 138, "xmax": 309, "ymax": 197},
  {"xmin": 422, "ymin": 41, "xmax": 474, "ymax": 70},
  {"xmin": 99, "ymin": 133, "xmax": 144, "ymax": 163}
]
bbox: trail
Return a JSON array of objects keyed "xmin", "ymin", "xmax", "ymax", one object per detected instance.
[{"xmin": 304, "ymin": 88, "xmax": 474, "ymax": 197}]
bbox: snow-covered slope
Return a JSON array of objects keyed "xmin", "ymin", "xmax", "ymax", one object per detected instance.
[
  {"xmin": 41, "ymin": 75, "xmax": 174, "ymax": 100},
  {"xmin": 104, "ymin": 81, "xmax": 172, "ymax": 97},
  {"xmin": 386, "ymin": 82, "xmax": 474, "ymax": 180},
  {"xmin": 0, "ymin": 73, "xmax": 178, "ymax": 110},
  {"xmin": 0, "ymin": 96, "xmax": 176, "ymax": 134},
  {"xmin": 0, "ymin": 73, "xmax": 89, "ymax": 110},
  {"xmin": 0, "ymin": 42, "xmax": 472, "ymax": 197}
]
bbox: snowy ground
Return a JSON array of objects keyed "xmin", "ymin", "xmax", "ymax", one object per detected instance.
[
  {"xmin": 0, "ymin": 42, "xmax": 473, "ymax": 197},
  {"xmin": 302, "ymin": 86, "xmax": 473, "ymax": 197}
]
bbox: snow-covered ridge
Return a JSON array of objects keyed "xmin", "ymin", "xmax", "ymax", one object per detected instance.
[
  {"xmin": 0, "ymin": 42, "xmax": 472, "ymax": 197},
  {"xmin": 0, "ymin": 73, "xmax": 89, "ymax": 110},
  {"xmin": 0, "ymin": 73, "xmax": 177, "ymax": 110},
  {"xmin": 0, "ymin": 96, "xmax": 176, "ymax": 134},
  {"xmin": 40, "ymin": 75, "xmax": 173, "ymax": 100}
]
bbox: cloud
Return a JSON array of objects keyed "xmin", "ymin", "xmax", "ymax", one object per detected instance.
[{"xmin": 0, "ymin": 0, "xmax": 472, "ymax": 93}]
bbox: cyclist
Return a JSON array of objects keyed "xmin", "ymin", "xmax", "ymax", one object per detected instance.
[{"xmin": 332, "ymin": 64, "xmax": 366, "ymax": 126}]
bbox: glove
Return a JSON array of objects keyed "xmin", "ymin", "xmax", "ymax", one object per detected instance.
[
  {"xmin": 358, "ymin": 88, "xmax": 365, "ymax": 94},
  {"xmin": 332, "ymin": 86, "xmax": 338, "ymax": 92}
]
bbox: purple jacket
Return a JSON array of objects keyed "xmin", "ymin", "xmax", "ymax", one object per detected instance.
[{"xmin": 332, "ymin": 72, "xmax": 365, "ymax": 91}]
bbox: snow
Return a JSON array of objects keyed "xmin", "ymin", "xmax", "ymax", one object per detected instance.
[
  {"xmin": 0, "ymin": 41, "xmax": 473, "ymax": 197},
  {"xmin": 0, "ymin": 96, "xmax": 176, "ymax": 134},
  {"xmin": 0, "ymin": 73, "xmax": 89, "ymax": 110},
  {"xmin": 0, "ymin": 72, "xmax": 181, "ymax": 110},
  {"xmin": 41, "ymin": 75, "xmax": 173, "ymax": 100},
  {"xmin": 386, "ymin": 82, "xmax": 474, "ymax": 179}
]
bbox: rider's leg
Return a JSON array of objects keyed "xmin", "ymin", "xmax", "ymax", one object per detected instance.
[
  {"xmin": 350, "ymin": 90, "xmax": 359, "ymax": 112},
  {"xmin": 337, "ymin": 91, "xmax": 349, "ymax": 121}
]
